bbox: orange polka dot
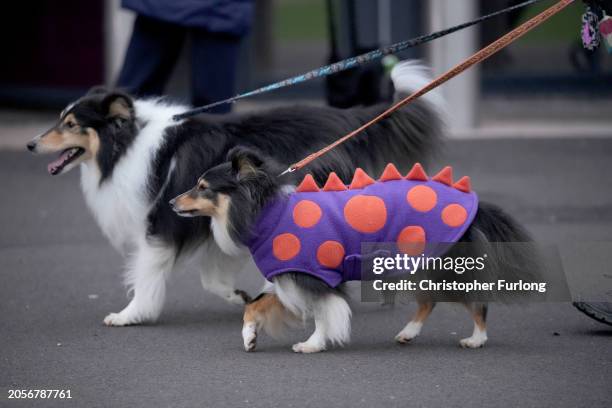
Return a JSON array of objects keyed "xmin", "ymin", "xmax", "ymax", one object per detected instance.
[
  {"xmin": 343, "ymin": 195, "xmax": 387, "ymax": 233},
  {"xmin": 441, "ymin": 204, "xmax": 468, "ymax": 227},
  {"xmin": 397, "ymin": 226, "xmax": 426, "ymax": 256},
  {"xmin": 317, "ymin": 241, "xmax": 345, "ymax": 268},
  {"xmin": 293, "ymin": 200, "xmax": 322, "ymax": 228},
  {"xmin": 272, "ymin": 233, "xmax": 301, "ymax": 261},
  {"xmin": 407, "ymin": 185, "xmax": 437, "ymax": 212}
]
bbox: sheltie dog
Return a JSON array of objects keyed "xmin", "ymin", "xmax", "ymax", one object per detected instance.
[
  {"xmin": 170, "ymin": 147, "xmax": 541, "ymax": 353},
  {"xmin": 27, "ymin": 61, "xmax": 444, "ymax": 326}
]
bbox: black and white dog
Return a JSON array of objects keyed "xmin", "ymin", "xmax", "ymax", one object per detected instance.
[{"xmin": 26, "ymin": 61, "xmax": 444, "ymax": 326}]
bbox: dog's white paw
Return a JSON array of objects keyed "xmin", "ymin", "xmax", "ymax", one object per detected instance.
[
  {"xmin": 242, "ymin": 322, "xmax": 257, "ymax": 352},
  {"xmin": 103, "ymin": 312, "xmax": 133, "ymax": 326},
  {"xmin": 395, "ymin": 322, "xmax": 422, "ymax": 344},
  {"xmin": 459, "ymin": 334, "xmax": 487, "ymax": 349},
  {"xmin": 292, "ymin": 342, "xmax": 326, "ymax": 354}
]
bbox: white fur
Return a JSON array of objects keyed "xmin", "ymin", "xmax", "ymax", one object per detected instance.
[
  {"xmin": 292, "ymin": 319, "xmax": 327, "ymax": 353},
  {"xmin": 80, "ymin": 99, "xmax": 186, "ymax": 253},
  {"xmin": 104, "ymin": 238, "xmax": 175, "ymax": 326},
  {"xmin": 280, "ymin": 184, "xmax": 296, "ymax": 195},
  {"xmin": 460, "ymin": 324, "xmax": 488, "ymax": 348},
  {"xmin": 395, "ymin": 321, "xmax": 423, "ymax": 343},
  {"xmin": 390, "ymin": 60, "xmax": 447, "ymax": 117},
  {"xmin": 78, "ymin": 99, "xmax": 249, "ymax": 325},
  {"xmin": 242, "ymin": 321, "xmax": 257, "ymax": 352},
  {"xmin": 210, "ymin": 216, "xmax": 245, "ymax": 257},
  {"xmin": 198, "ymin": 239, "xmax": 249, "ymax": 305},
  {"xmin": 274, "ymin": 276, "xmax": 351, "ymax": 353},
  {"xmin": 274, "ymin": 276, "xmax": 312, "ymax": 319}
]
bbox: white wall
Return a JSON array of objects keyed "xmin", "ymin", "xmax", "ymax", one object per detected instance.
[{"xmin": 428, "ymin": 0, "xmax": 479, "ymax": 133}]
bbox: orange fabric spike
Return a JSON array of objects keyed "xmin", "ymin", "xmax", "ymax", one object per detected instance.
[
  {"xmin": 405, "ymin": 163, "xmax": 428, "ymax": 181},
  {"xmin": 349, "ymin": 168, "xmax": 375, "ymax": 189},
  {"xmin": 296, "ymin": 174, "xmax": 319, "ymax": 192},
  {"xmin": 432, "ymin": 166, "xmax": 453, "ymax": 186},
  {"xmin": 453, "ymin": 176, "xmax": 472, "ymax": 193},
  {"xmin": 379, "ymin": 163, "xmax": 402, "ymax": 181},
  {"xmin": 323, "ymin": 172, "xmax": 347, "ymax": 191}
]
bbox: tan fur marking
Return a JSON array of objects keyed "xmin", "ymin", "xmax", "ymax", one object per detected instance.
[
  {"xmin": 39, "ymin": 130, "xmax": 65, "ymax": 147},
  {"xmin": 412, "ymin": 301, "xmax": 434, "ymax": 323},
  {"xmin": 215, "ymin": 194, "xmax": 230, "ymax": 217},
  {"xmin": 35, "ymin": 115, "xmax": 98, "ymax": 164},
  {"xmin": 174, "ymin": 193, "xmax": 207, "ymax": 213},
  {"xmin": 62, "ymin": 113, "xmax": 78, "ymax": 129},
  {"xmin": 86, "ymin": 129, "xmax": 100, "ymax": 161},
  {"xmin": 245, "ymin": 293, "xmax": 300, "ymax": 342},
  {"xmin": 108, "ymin": 98, "xmax": 132, "ymax": 119},
  {"xmin": 472, "ymin": 309, "xmax": 487, "ymax": 331},
  {"xmin": 173, "ymin": 192, "xmax": 230, "ymax": 217},
  {"xmin": 238, "ymin": 159, "xmax": 258, "ymax": 177},
  {"xmin": 243, "ymin": 293, "xmax": 285, "ymax": 324}
]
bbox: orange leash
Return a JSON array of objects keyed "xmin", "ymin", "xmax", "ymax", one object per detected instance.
[{"xmin": 280, "ymin": 0, "xmax": 576, "ymax": 176}]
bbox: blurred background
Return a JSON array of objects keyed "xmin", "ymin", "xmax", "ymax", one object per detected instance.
[
  {"xmin": 2, "ymin": 2, "xmax": 611, "ymax": 405},
  {"xmin": 0, "ymin": 0, "xmax": 610, "ymax": 148}
]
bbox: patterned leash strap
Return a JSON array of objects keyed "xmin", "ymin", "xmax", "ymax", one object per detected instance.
[
  {"xmin": 280, "ymin": 0, "xmax": 577, "ymax": 177},
  {"xmin": 173, "ymin": 0, "xmax": 544, "ymax": 121},
  {"xmin": 582, "ymin": 2, "xmax": 602, "ymax": 49},
  {"xmin": 581, "ymin": 0, "xmax": 612, "ymax": 51}
]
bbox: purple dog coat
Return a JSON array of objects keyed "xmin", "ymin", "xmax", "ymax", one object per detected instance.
[{"xmin": 245, "ymin": 163, "xmax": 479, "ymax": 287}]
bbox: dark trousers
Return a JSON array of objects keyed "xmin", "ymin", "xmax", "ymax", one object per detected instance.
[{"xmin": 117, "ymin": 15, "xmax": 242, "ymax": 113}]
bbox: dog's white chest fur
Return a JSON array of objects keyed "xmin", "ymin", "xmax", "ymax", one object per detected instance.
[{"xmin": 79, "ymin": 99, "xmax": 185, "ymax": 251}]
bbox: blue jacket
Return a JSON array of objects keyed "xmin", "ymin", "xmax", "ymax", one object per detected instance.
[{"xmin": 122, "ymin": 0, "xmax": 254, "ymax": 36}]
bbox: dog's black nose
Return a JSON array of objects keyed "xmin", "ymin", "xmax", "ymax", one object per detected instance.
[
  {"xmin": 27, "ymin": 141, "xmax": 36, "ymax": 152},
  {"xmin": 169, "ymin": 198, "xmax": 176, "ymax": 208}
]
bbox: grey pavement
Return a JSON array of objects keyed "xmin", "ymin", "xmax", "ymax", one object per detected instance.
[{"xmin": 1, "ymin": 138, "xmax": 611, "ymax": 407}]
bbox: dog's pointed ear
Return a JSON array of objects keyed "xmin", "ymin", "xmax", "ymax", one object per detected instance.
[
  {"xmin": 101, "ymin": 92, "xmax": 134, "ymax": 121},
  {"xmin": 87, "ymin": 85, "xmax": 108, "ymax": 96},
  {"xmin": 228, "ymin": 147, "xmax": 264, "ymax": 178}
]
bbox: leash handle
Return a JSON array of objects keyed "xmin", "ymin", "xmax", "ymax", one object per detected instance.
[{"xmin": 281, "ymin": 0, "xmax": 576, "ymax": 176}]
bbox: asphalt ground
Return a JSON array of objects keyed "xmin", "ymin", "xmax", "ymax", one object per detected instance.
[{"xmin": 1, "ymin": 138, "xmax": 611, "ymax": 407}]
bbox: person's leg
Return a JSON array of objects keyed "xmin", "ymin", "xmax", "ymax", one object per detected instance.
[
  {"xmin": 190, "ymin": 30, "xmax": 242, "ymax": 113},
  {"xmin": 117, "ymin": 15, "xmax": 185, "ymax": 97}
]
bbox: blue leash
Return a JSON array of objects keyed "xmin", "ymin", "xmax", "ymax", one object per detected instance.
[{"xmin": 173, "ymin": 0, "xmax": 544, "ymax": 121}]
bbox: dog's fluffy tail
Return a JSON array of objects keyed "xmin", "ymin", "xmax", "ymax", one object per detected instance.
[
  {"xmin": 390, "ymin": 60, "xmax": 446, "ymax": 116},
  {"xmin": 443, "ymin": 202, "xmax": 543, "ymax": 303},
  {"xmin": 324, "ymin": 60, "xmax": 445, "ymax": 181}
]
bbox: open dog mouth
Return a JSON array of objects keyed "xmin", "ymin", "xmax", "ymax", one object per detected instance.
[
  {"xmin": 47, "ymin": 147, "xmax": 85, "ymax": 175},
  {"xmin": 174, "ymin": 208, "xmax": 199, "ymax": 217}
]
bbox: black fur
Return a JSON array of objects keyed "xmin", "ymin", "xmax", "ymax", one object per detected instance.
[
  {"xmin": 57, "ymin": 86, "xmax": 443, "ymax": 255},
  {"xmin": 445, "ymin": 201, "xmax": 542, "ymax": 302},
  {"xmin": 59, "ymin": 91, "xmax": 138, "ymax": 181},
  {"xmin": 148, "ymin": 100, "xmax": 442, "ymax": 254},
  {"xmin": 202, "ymin": 149, "xmax": 542, "ymax": 304}
]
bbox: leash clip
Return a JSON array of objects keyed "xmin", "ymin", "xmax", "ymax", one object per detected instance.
[{"xmin": 278, "ymin": 167, "xmax": 296, "ymax": 177}]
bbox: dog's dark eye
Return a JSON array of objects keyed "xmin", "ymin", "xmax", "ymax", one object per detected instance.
[
  {"xmin": 197, "ymin": 184, "xmax": 207, "ymax": 191},
  {"xmin": 66, "ymin": 120, "xmax": 76, "ymax": 128}
]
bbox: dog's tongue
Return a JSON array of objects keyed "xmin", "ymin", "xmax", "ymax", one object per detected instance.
[{"xmin": 47, "ymin": 150, "xmax": 72, "ymax": 174}]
